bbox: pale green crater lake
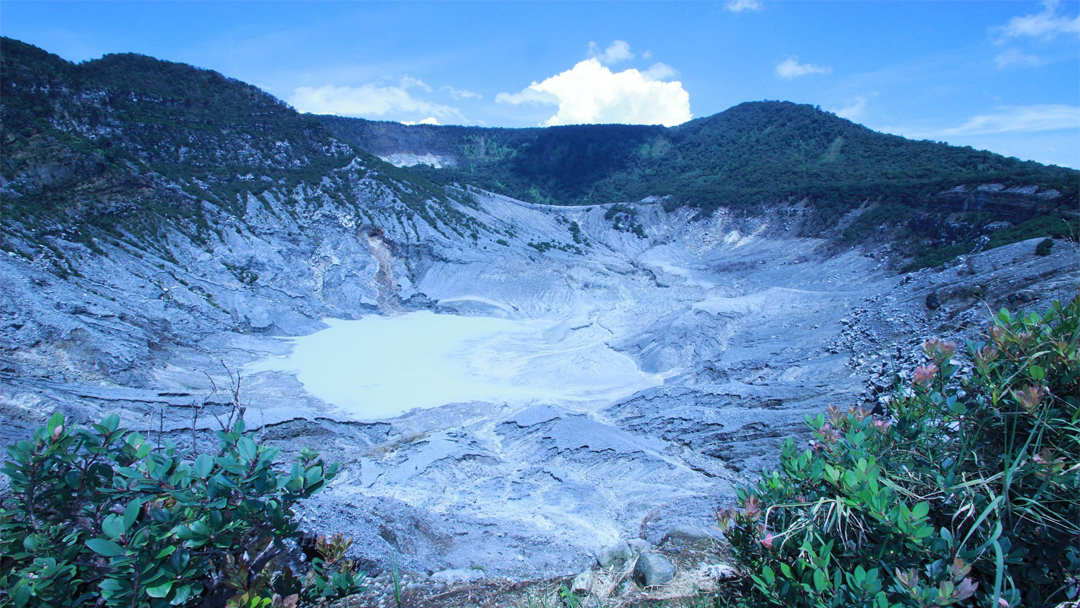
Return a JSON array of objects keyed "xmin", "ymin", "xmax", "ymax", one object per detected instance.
[{"xmin": 247, "ymin": 310, "xmax": 663, "ymax": 419}]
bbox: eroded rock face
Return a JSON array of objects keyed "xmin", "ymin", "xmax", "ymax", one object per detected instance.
[{"xmin": 2, "ymin": 183, "xmax": 1077, "ymax": 580}]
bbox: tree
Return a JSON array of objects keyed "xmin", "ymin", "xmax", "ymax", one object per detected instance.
[
  {"xmin": 718, "ymin": 297, "xmax": 1080, "ymax": 608},
  {"xmin": 0, "ymin": 411, "xmax": 365, "ymax": 607}
]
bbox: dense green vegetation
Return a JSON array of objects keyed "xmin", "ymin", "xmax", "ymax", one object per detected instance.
[
  {"xmin": 319, "ymin": 116, "xmax": 665, "ymax": 207},
  {"xmin": 636, "ymin": 103, "xmax": 1075, "ymax": 217},
  {"xmin": 717, "ymin": 298, "xmax": 1080, "ymax": 608},
  {"xmin": 0, "ymin": 37, "xmax": 480, "ymax": 254},
  {"xmin": 0, "ymin": 410, "xmax": 365, "ymax": 607},
  {"xmin": 1036, "ymin": 238, "xmax": 1054, "ymax": 256},
  {"xmin": 320, "ymin": 104, "xmax": 1077, "ymax": 218},
  {"xmin": 1, "ymin": 37, "xmax": 353, "ymax": 213}
]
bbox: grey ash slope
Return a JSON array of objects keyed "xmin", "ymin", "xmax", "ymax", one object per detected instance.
[{"xmin": 2, "ymin": 38, "xmax": 1078, "ymax": 579}]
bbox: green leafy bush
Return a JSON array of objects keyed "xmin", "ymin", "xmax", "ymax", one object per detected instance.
[
  {"xmin": 1035, "ymin": 238, "xmax": 1054, "ymax": 257},
  {"xmin": 718, "ymin": 297, "xmax": 1080, "ymax": 608},
  {"xmin": 0, "ymin": 413, "xmax": 365, "ymax": 607}
]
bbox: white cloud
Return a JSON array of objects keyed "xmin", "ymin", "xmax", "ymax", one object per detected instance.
[
  {"xmin": 439, "ymin": 85, "xmax": 482, "ymax": 100},
  {"xmin": 642, "ymin": 62, "xmax": 679, "ymax": 81},
  {"xmin": 402, "ymin": 117, "xmax": 440, "ymax": 126},
  {"xmin": 993, "ymin": 48, "xmax": 1045, "ymax": 68},
  {"xmin": 891, "ymin": 105, "xmax": 1080, "ymax": 141},
  {"xmin": 940, "ymin": 105, "xmax": 1080, "ymax": 136},
  {"xmin": 289, "ymin": 83, "xmax": 465, "ymax": 122},
  {"xmin": 399, "ymin": 76, "xmax": 431, "ymax": 92},
  {"xmin": 774, "ymin": 56, "xmax": 832, "ymax": 79},
  {"xmin": 494, "ymin": 88, "xmax": 559, "ymax": 106},
  {"xmin": 588, "ymin": 40, "xmax": 635, "ymax": 65},
  {"xmin": 834, "ymin": 96, "xmax": 870, "ymax": 121},
  {"xmin": 496, "ymin": 58, "xmax": 692, "ymax": 127},
  {"xmin": 997, "ymin": 0, "xmax": 1080, "ymax": 40},
  {"xmin": 725, "ymin": 0, "xmax": 763, "ymax": 12}
]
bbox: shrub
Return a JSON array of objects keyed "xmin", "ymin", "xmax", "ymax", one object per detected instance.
[
  {"xmin": 1035, "ymin": 238, "xmax": 1054, "ymax": 257},
  {"xmin": 719, "ymin": 297, "xmax": 1080, "ymax": 608},
  {"xmin": 0, "ymin": 413, "xmax": 366, "ymax": 607}
]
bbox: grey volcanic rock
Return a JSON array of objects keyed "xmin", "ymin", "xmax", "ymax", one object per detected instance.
[
  {"xmin": 2, "ymin": 171, "xmax": 1077, "ymax": 580},
  {"xmin": 430, "ymin": 569, "xmax": 485, "ymax": 585},
  {"xmin": 598, "ymin": 541, "xmax": 636, "ymax": 569},
  {"xmin": 634, "ymin": 552, "xmax": 676, "ymax": 587}
]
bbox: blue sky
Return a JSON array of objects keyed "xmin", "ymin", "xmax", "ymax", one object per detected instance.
[{"xmin": 2, "ymin": 1, "xmax": 1079, "ymax": 168}]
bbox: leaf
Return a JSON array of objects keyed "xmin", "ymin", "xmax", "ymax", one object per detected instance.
[
  {"xmin": 960, "ymin": 496, "xmax": 1003, "ymax": 550},
  {"xmin": 146, "ymin": 581, "xmax": 173, "ymax": 598},
  {"xmin": 126, "ymin": 432, "xmax": 145, "ymax": 448},
  {"xmin": 948, "ymin": 401, "xmax": 967, "ymax": 415},
  {"xmin": 261, "ymin": 446, "xmax": 280, "ymax": 464},
  {"xmin": 13, "ymin": 582, "xmax": 31, "ymax": 608},
  {"xmin": 912, "ymin": 502, "xmax": 929, "ymax": 520},
  {"xmin": 813, "ymin": 568, "xmax": 828, "ymax": 593},
  {"xmin": 124, "ymin": 499, "xmax": 143, "ymax": 531},
  {"xmin": 761, "ymin": 565, "xmax": 775, "ymax": 585},
  {"xmin": 180, "ymin": 521, "xmax": 207, "ymax": 541},
  {"xmin": 215, "ymin": 456, "xmax": 245, "ymax": 475},
  {"xmin": 843, "ymin": 470, "xmax": 859, "ymax": 489},
  {"xmin": 101, "ymin": 413, "xmax": 120, "ymax": 432},
  {"xmin": 1029, "ymin": 364, "xmax": 1045, "ymax": 381},
  {"xmin": 170, "ymin": 585, "xmax": 192, "ymax": 605},
  {"xmin": 991, "ymin": 540, "xmax": 1005, "ymax": 608},
  {"xmin": 194, "ymin": 453, "xmax": 214, "ymax": 478},
  {"xmin": 135, "ymin": 441, "xmax": 153, "ymax": 460},
  {"xmin": 46, "ymin": 412, "xmax": 64, "ymax": 434},
  {"xmin": 237, "ymin": 436, "xmax": 257, "ymax": 462},
  {"xmin": 86, "ymin": 538, "xmax": 125, "ymax": 557},
  {"xmin": 102, "ymin": 514, "xmax": 126, "ymax": 539}
]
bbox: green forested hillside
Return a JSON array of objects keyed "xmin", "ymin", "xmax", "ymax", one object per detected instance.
[
  {"xmin": 322, "ymin": 101, "xmax": 1077, "ymax": 217},
  {"xmin": 0, "ymin": 37, "xmax": 337, "ymax": 235},
  {"xmin": 631, "ymin": 102, "xmax": 1075, "ymax": 212},
  {"xmin": 1, "ymin": 38, "xmax": 344, "ymax": 169},
  {"xmin": 318, "ymin": 116, "xmax": 667, "ymax": 206},
  {"xmin": 0, "ymin": 37, "xmax": 462, "ymax": 248},
  {"xmin": 3, "ymin": 36, "xmax": 1077, "ymax": 268},
  {"xmin": 321, "ymin": 102, "xmax": 1078, "ymax": 263}
]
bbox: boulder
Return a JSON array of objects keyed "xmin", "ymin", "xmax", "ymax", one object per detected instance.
[
  {"xmin": 633, "ymin": 551, "xmax": 676, "ymax": 587},
  {"xmin": 597, "ymin": 540, "xmax": 634, "ymax": 569},
  {"xmin": 661, "ymin": 525, "xmax": 713, "ymax": 545},
  {"xmin": 571, "ymin": 570, "xmax": 593, "ymax": 594},
  {"xmin": 925, "ymin": 292, "xmax": 940, "ymax": 310}
]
